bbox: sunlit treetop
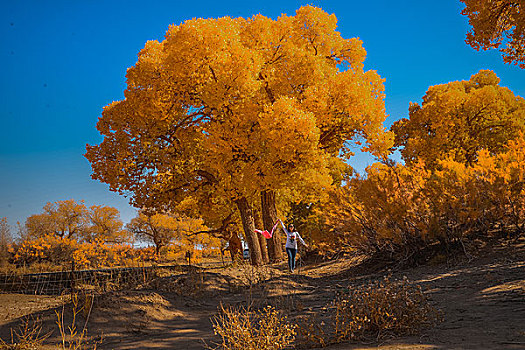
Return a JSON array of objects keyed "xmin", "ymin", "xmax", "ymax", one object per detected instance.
[
  {"xmin": 461, "ymin": 0, "xmax": 525, "ymax": 68},
  {"xmin": 391, "ymin": 69, "xmax": 525, "ymax": 169}
]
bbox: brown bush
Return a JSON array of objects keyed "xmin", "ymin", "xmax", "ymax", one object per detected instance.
[{"xmin": 333, "ymin": 276, "xmax": 442, "ymax": 341}]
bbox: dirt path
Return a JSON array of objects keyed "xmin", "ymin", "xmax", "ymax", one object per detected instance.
[
  {"xmin": 1, "ymin": 240, "xmax": 524, "ymax": 349},
  {"xmin": 412, "ymin": 260, "xmax": 525, "ymax": 349},
  {"xmin": 297, "ymin": 245, "xmax": 525, "ymax": 349},
  {"xmin": 307, "ymin": 245, "xmax": 525, "ymax": 349}
]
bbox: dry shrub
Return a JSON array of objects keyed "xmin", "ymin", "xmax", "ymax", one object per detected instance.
[
  {"xmin": 237, "ymin": 262, "xmax": 274, "ymax": 287},
  {"xmin": 0, "ymin": 317, "xmax": 50, "ymax": 350},
  {"xmin": 272, "ymin": 294, "xmax": 304, "ymax": 314},
  {"xmin": 334, "ymin": 276, "xmax": 442, "ymax": 341},
  {"xmin": 56, "ymin": 293, "xmax": 100, "ymax": 350},
  {"xmin": 210, "ymin": 305, "xmax": 295, "ymax": 350}
]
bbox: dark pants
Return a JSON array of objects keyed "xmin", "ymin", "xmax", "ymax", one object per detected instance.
[{"xmin": 286, "ymin": 247, "xmax": 297, "ymax": 272}]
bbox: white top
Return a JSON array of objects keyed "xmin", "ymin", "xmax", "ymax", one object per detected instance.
[{"xmin": 280, "ymin": 221, "xmax": 306, "ymax": 249}]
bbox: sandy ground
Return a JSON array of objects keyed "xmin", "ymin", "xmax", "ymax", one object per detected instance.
[{"xmin": 1, "ymin": 238, "xmax": 524, "ymax": 349}]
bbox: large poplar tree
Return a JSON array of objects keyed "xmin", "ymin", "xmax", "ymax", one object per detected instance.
[{"xmin": 86, "ymin": 6, "xmax": 392, "ymax": 265}]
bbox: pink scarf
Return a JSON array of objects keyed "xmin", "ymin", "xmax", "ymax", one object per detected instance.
[{"xmin": 254, "ymin": 220, "xmax": 280, "ymax": 239}]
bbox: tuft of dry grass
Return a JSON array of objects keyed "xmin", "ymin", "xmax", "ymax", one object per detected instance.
[
  {"xmin": 210, "ymin": 304, "xmax": 296, "ymax": 350},
  {"xmin": 0, "ymin": 316, "xmax": 50, "ymax": 350}
]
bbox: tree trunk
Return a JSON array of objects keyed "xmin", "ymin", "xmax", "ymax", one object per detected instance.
[
  {"xmin": 261, "ymin": 190, "xmax": 283, "ymax": 262},
  {"xmin": 235, "ymin": 197, "xmax": 263, "ymax": 266},
  {"xmin": 254, "ymin": 208, "xmax": 269, "ymax": 264},
  {"xmin": 154, "ymin": 242, "xmax": 163, "ymax": 257}
]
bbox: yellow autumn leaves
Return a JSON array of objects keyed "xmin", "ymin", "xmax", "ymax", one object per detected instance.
[
  {"xmin": 321, "ymin": 70, "xmax": 525, "ymax": 257},
  {"xmin": 392, "ymin": 70, "xmax": 525, "ymax": 169},
  {"xmin": 462, "ymin": 0, "xmax": 525, "ymax": 67}
]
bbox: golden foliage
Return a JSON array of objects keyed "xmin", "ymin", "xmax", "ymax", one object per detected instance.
[
  {"xmin": 85, "ymin": 5, "xmax": 393, "ymax": 215},
  {"xmin": 126, "ymin": 210, "xmax": 208, "ymax": 256},
  {"xmin": 85, "ymin": 205, "xmax": 129, "ymax": 244},
  {"xmin": 461, "ymin": 0, "xmax": 525, "ymax": 67},
  {"xmin": 10, "ymin": 217, "xmax": 220, "ymax": 269},
  {"xmin": 323, "ymin": 134, "xmax": 525, "ymax": 257},
  {"xmin": 11, "ymin": 235, "xmax": 143, "ymax": 269},
  {"xmin": 24, "ymin": 200, "xmax": 128, "ymax": 244},
  {"xmin": 391, "ymin": 70, "xmax": 525, "ymax": 169},
  {"xmin": 26, "ymin": 200, "xmax": 88, "ymax": 240},
  {"xmin": 323, "ymin": 161, "xmax": 431, "ymax": 255}
]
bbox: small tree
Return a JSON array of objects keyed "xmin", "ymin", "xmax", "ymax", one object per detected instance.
[
  {"xmin": 127, "ymin": 211, "xmax": 204, "ymax": 257},
  {"xmin": 0, "ymin": 217, "xmax": 12, "ymax": 265},
  {"xmin": 391, "ymin": 70, "xmax": 525, "ymax": 169},
  {"xmin": 25, "ymin": 200, "xmax": 89, "ymax": 240},
  {"xmin": 85, "ymin": 205, "xmax": 130, "ymax": 243}
]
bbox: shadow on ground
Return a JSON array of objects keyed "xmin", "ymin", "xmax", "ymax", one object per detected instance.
[{"xmin": 1, "ymin": 239, "xmax": 524, "ymax": 349}]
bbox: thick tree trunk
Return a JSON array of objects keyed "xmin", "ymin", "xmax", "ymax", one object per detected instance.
[
  {"xmin": 235, "ymin": 197, "xmax": 263, "ymax": 266},
  {"xmin": 261, "ymin": 190, "xmax": 283, "ymax": 262},
  {"xmin": 254, "ymin": 208, "xmax": 269, "ymax": 264}
]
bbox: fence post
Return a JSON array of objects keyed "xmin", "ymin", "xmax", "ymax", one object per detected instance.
[
  {"xmin": 141, "ymin": 259, "xmax": 146, "ymax": 284},
  {"xmin": 70, "ymin": 259, "xmax": 76, "ymax": 298}
]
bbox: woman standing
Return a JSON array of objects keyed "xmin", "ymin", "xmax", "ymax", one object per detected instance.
[{"xmin": 279, "ymin": 219, "xmax": 308, "ymax": 273}]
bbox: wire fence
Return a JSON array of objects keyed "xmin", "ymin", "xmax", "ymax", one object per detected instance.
[{"xmin": 0, "ymin": 261, "xmax": 225, "ymax": 295}]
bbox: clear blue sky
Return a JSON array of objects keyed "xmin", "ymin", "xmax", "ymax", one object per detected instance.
[{"xmin": 1, "ymin": 0, "xmax": 524, "ymax": 231}]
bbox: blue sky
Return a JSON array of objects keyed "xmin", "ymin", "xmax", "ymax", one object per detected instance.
[{"xmin": 1, "ymin": 0, "xmax": 524, "ymax": 230}]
